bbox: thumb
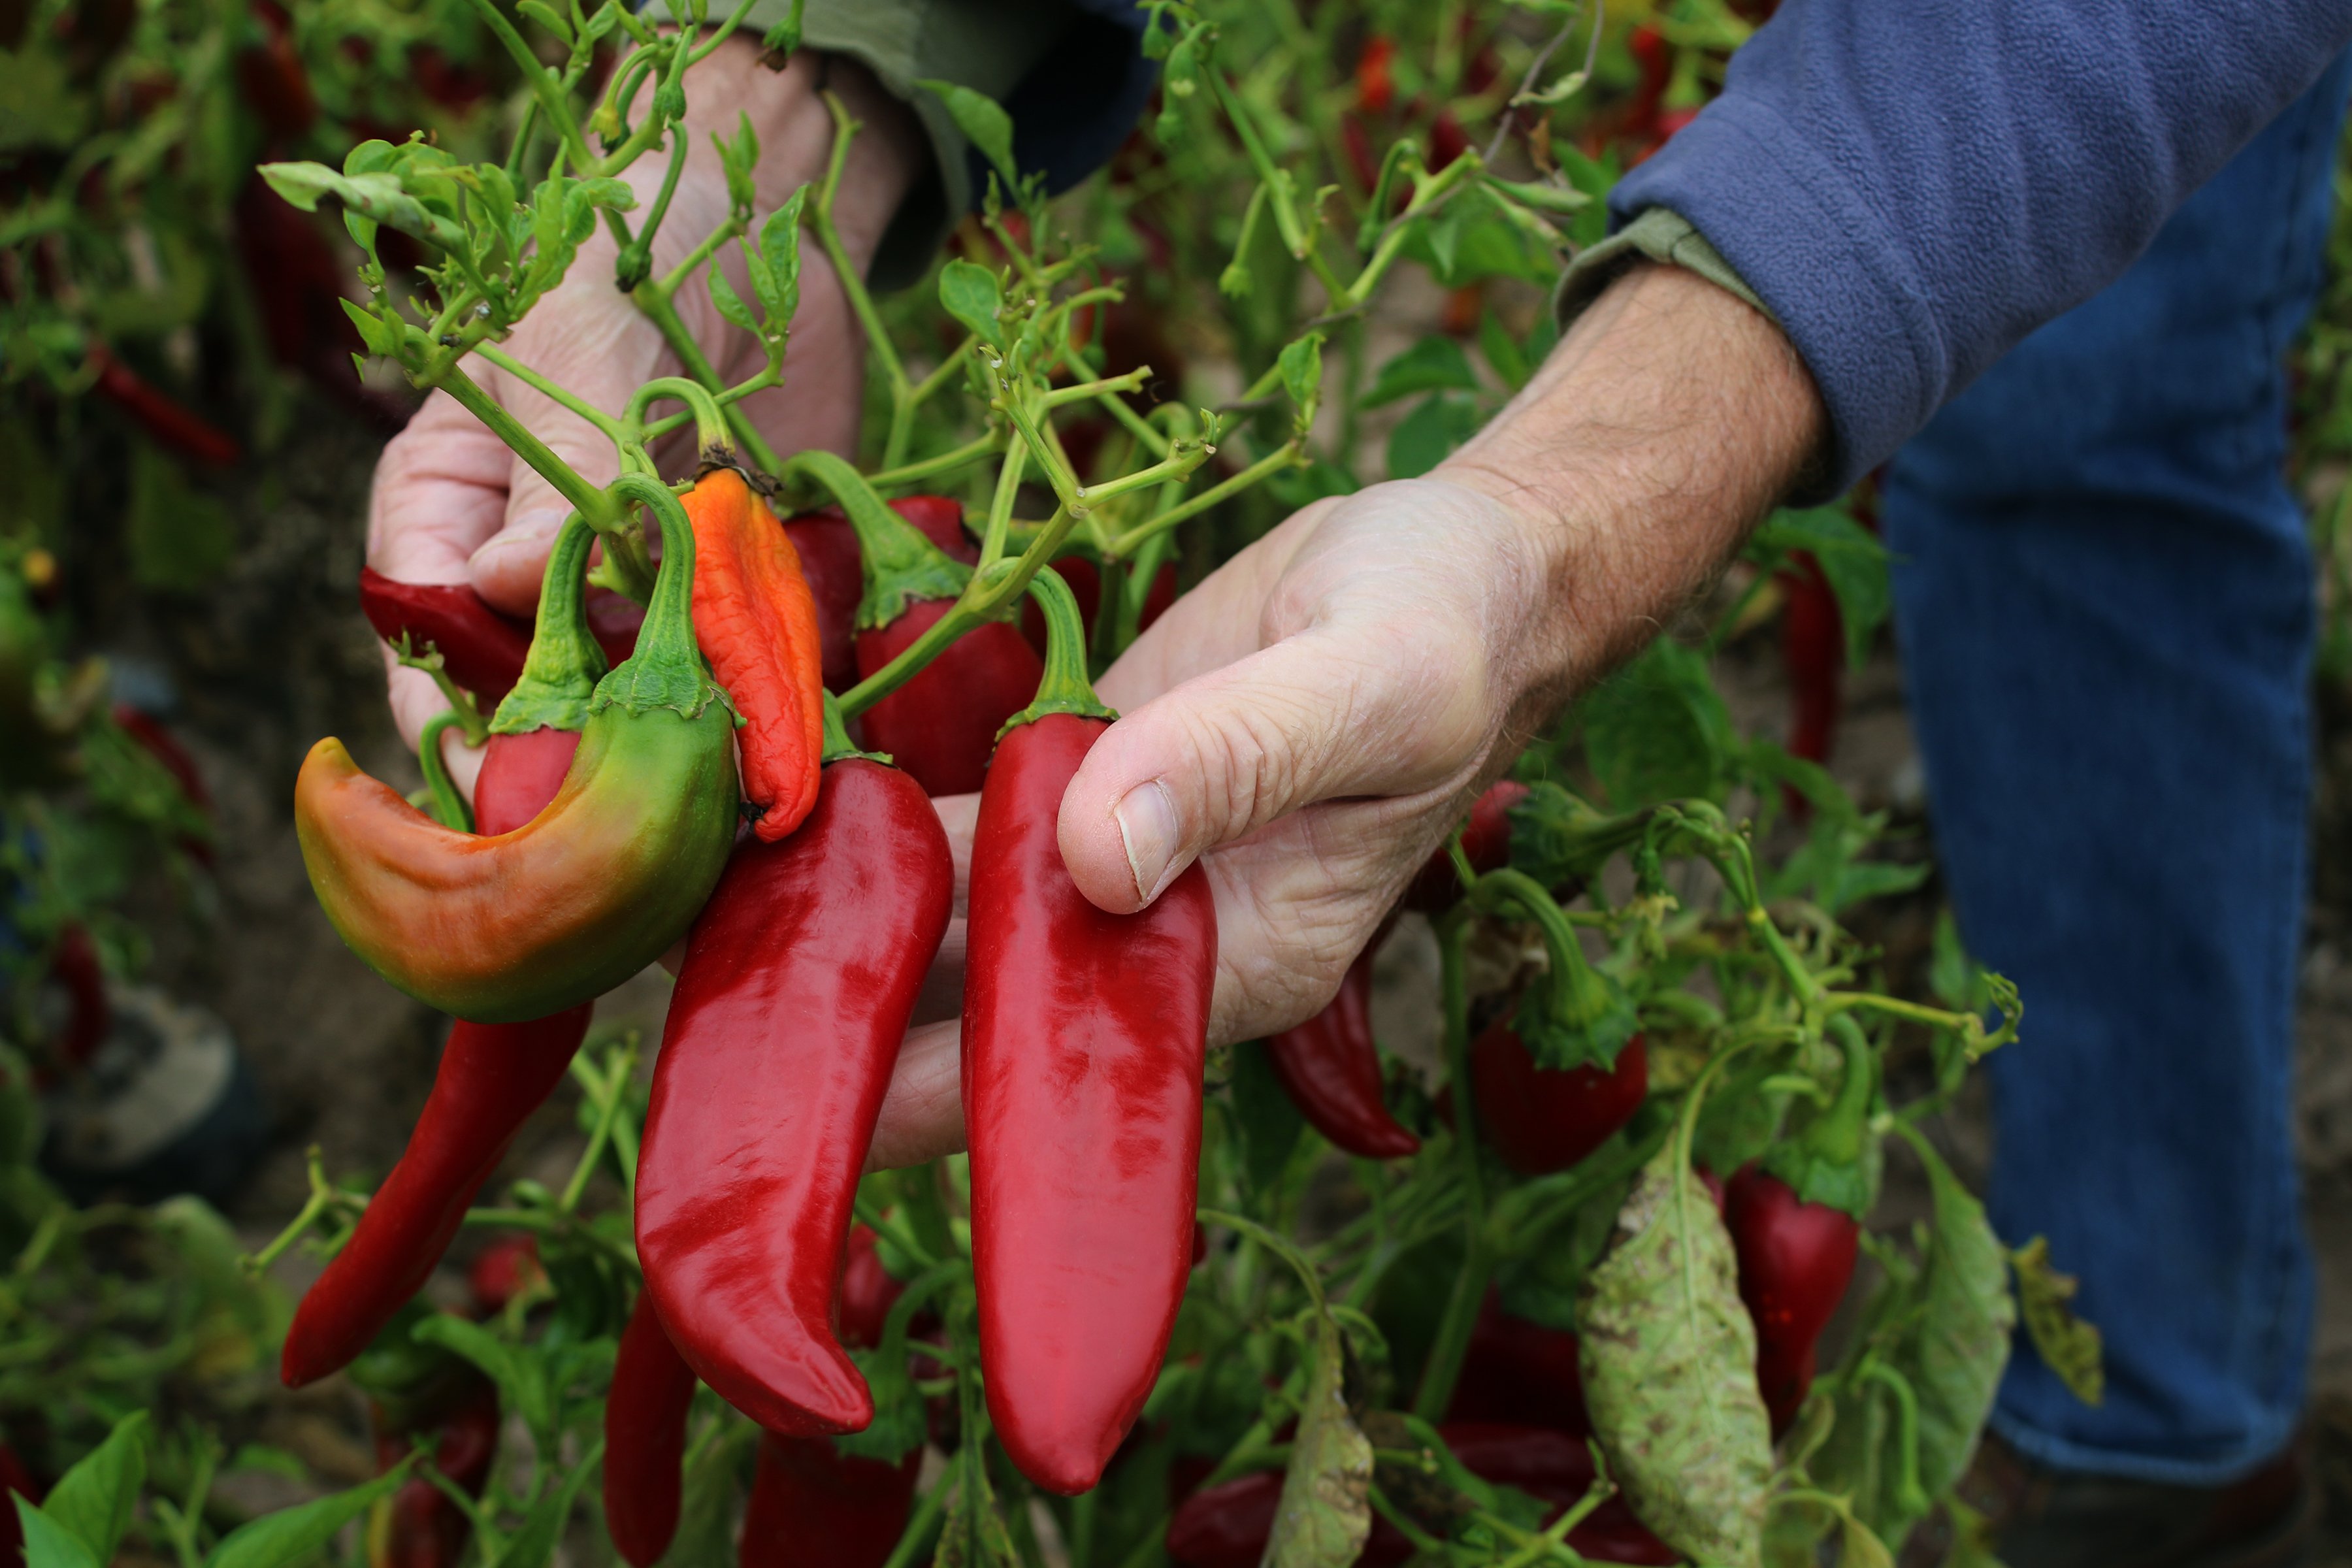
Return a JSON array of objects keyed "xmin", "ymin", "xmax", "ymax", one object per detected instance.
[{"xmin": 1056, "ymin": 617, "xmax": 1490, "ymax": 914}]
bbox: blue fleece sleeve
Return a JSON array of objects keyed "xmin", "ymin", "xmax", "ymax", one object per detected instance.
[
  {"xmin": 1610, "ymin": 3, "xmax": 2352, "ymax": 490},
  {"xmin": 996, "ymin": 0, "xmax": 1153, "ymax": 198}
]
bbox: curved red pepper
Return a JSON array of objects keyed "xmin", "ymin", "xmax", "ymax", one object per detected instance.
[
  {"xmin": 739, "ymin": 1433, "xmax": 920, "ymax": 1568},
  {"xmin": 1725, "ymin": 1166, "xmax": 1859, "ymax": 1433},
  {"xmin": 89, "ymin": 346, "xmax": 240, "ymax": 468},
  {"xmin": 1166, "ymin": 1423, "xmax": 1674, "ymax": 1568},
  {"xmin": 965, "ymin": 711, "xmax": 1217, "ymax": 1495},
  {"xmin": 606, "ymin": 1292, "xmax": 701, "ymax": 1568},
  {"xmin": 359, "ymin": 570, "xmax": 534, "ymax": 706},
  {"xmin": 638, "ymin": 757, "xmax": 952, "ymax": 1436},
  {"xmin": 1446, "ymin": 1292, "xmax": 1588, "ymax": 1437},
  {"xmin": 1265, "ymin": 950, "xmax": 1418, "ymax": 1159},
  {"xmin": 1468, "ymin": 1024, "xmax": 1647, "ymax": 1177},
  {"xmin": 1401, "ymin": 781, "xmax": 1529, "ymax": 913},
  {"xmin": 281, "ymin": 1005, "xmax": 589, "ymax": 1386}
]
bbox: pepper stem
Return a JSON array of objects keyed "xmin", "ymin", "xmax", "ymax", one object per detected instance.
[
  {"xmin": 998, "ymin": 567, "xmax": 1116, "ymax": 738},
  {"xmin": 490, "ymin": 512, "xmax": 608, "ymax": 735},
  {"xmin": 785, "ymin": 450, "xmax": 971, "ymax": 628},
  {"xmin": 592, "ymin": 475, "xmax": 723, "ymax": 719},
  {"xmin": 416, "ymin": 710, "xmax": 475, "ymax": 832},
  {"xmin": 818, "ymin": 689, "xmax": 890, "ymax": 766}
]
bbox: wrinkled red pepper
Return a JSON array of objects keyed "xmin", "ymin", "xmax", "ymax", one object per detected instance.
[
  {"xmin": 1725, "ymin": 1166, "xmax": 1859, "ymax": 1434},
  {"xmin": 606, "ymin": 1292, "xmax": 702, "ymax": 1568},
  {"xmin": 1401, "ymin": 781, "xmax": 1529, "ymax": 913},
  {"xmin": 1265, "ymin": 949, "xmax": 1418, "ymax": 1160},
  {"xmin": 964, "ymin": 573, "xmax": 1217, "ymax": 1494},
  {"xmin": 1468, "ymin": 1024, "xmax": 1648, "ymax": 1177},
  {"xmin": 638, "ymin": 721, "xmax": 952, "ymax": 1437}
]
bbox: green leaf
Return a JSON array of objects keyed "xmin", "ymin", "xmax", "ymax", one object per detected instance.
[
  {"xmin": 1363, "ymin": 337, "xmax": 1478, "ymax": 410},
  {"xmin": 515, "ymin": 0, "xmax": 574, "ymax": 45},
  {"xmin": 1576, "ymin": 638, "xmax": 1734, "ymax": 808},
  {"xmin": 1477, "ymin": 310, "xmax": 1531, "ymax": 391},
  {"xmin": 938, "ymin": 259, "xmax": 1005, "ymax": 350},
  {"xmin": 203, "ymin": 1467, "xmax": 411, "ymax": 1568},
  {"xmin": 1752, "ymin": 506, "xmax": 1890, "ymax": 668},
  {"xmin": 486, "ymin": 1440, "xmax": 601, "ymax": 1568},
  {"xmin": 1575, "ymin": 1144, "xmax": 1771, "ymax": 1568},
  {"xmin": 1385, "ymin": 391, "xmax": 1479, "ymax": 481},
  {"xmin": 1402, "ymin": 189, "xmax": 1558, "ymax": 287},
  {"xmin": 41, "ymin": 1411, "xmax": 148, "ymax": 1563},
  {"xmin": 2012, "ymin": 1236, "xmax": 2103, "ymax": 1408},
  {"xmin": 751, "ymin": 188, "xmax": 808, "ymax": 340},
  {"xmin": 258, "ymin": 163, "xmax": 464, "ymax": 251},
  {"xmin": 128, "ymin": 445, "xmax": 238, "ymax": 594},
  {"xmin": 1264, "ymin": 1309, "xmax": 1372, "ymax": 1567},
  {"xmin": 707, "ymin": 269, "xmax": 757, "ymax": 336},
  {"xmin": 1279, "ymin": 333, "xmax": 1326, "ymax": 434},
  {"xmin": 919, "ymin": 80, "xmax": 1019, "ymax": 192},
  {"xmin": 1890, "ymin": 1134, "xmax": 2013, "ymax": 1539},
  {"xmin": 716, "ymin": 115, "xmax": 759, "ymax": 216},
  {"xmin": 1232, "ymin": 1043, "xmax": 1305, "ymax": 1192},
  {"xmin": 654, "ymin": 1424, "xmax": 755, "ymax": 1568},
  {"xmin": 19, "ymin": 1503, "xmax": 98, "ymax": 1568}
]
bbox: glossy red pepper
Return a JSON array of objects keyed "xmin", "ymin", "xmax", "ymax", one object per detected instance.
[
  {"xmin": 606, "ymin": 1292, "xmax": 701, "ymax": 1568},
  {"xmin": 359, "ymin": 570, "xmax": 534, "ymax": 707},
  {"xmin": 638, "ymin": 743, "xmax": 951, "ymax": 1437},
  {"xmin": 738, "ymin": 1433, "xmax": 921, "ymax": 1568},
  {"xmin": 1401, "ymin": 781, "xmax": 1529, "ymax": 913},
  {"xmin": 474, "ymin": 728, "xmax": 583, "ymax": 836},
  {"xmin": 1265, "ymin": 950, "xmax": 1418, "ymax": 1159},
  {"xmin": 782, "ymin": 513, "xmax": 863, "ymax": 691},
  {"xmin": 964, "ymin": 574, "xmax": 1217, "ymax": 1495},
  {"xmin": 1166, "ymin": 1423, "xmax": 1674, "ymax": 1567},
  {"xmin": 1725, "ymin": 1166, "xmax": 1859, "ymax": 1434},
  {"xmin": 89, "ymin": 345, "xmax": 240, "ymax": 468},
  {"xmin": 372, "ymin": 1373, "xmax": 499, "ymax": 1568},
  {"xmin": 1468, "ymin": 1024, "xmax": 1648, "ymax": 1177},
  {"xmin": 281, "ymin": 1006, "xmax": 589, "ymax": 1385},
  {"xmin": 1446, "ymin": 1292, "xmax": 1588, "ymax": 1437}
]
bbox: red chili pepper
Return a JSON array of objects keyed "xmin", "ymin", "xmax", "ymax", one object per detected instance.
[
  {"xmin": 739, "ymin": 1433, "xmax": 921, "ymax": 1568},
  {"xmin": 88, "ymin": 345, "xmax": 240, "ymax": 468},
  {"xmin": 474, "ymin": 728, "xmax": 583, "ymax": 836},
  {"xmin": 359, "ymin": 569, "xmax": 535, "ymax": 707},
  {"xmin": 1429, "ymin": 110, "xmax": 1472, "ymax": 172},
  {"xmin": 683, "ymin": 468, "xmax": 824, "ymax": 841},
  {"xmin": 1725, "ymin": 1166, "xmax": 1859, "ymax": 1433},
  {"xmin": 465, "ymin": 1233, "xmax": 542, "ymax": 1316},
  {"xmin": 1166, "ymin": 1423, "xmax": 1674, "ymax": 1567},
  {"xmin": 1468, "ymin": 1024, "xmax": 1647, "ymax": 1177},
  {"xmin": 964, "ymin": 574, "xmax": 1216, "ymax": 1495},
  {"xmin": 1778, "ymin": 551, "xmax": 1843, "ymax": 770},
  {"xmin": 1446, "ymin": 1291, "xmax": 1588, "ymax": 1437},
  {"xmin": 1625, "ymin": 25, "xmax": 1671, "ymax": 138},
  {"xmin": 1356, "ymin": 35, "xmax": 1397, "ymax": 113},
  {"xmin": 838, "ymin": 489, "xmax": 1043, "ymax": 797},
  {"xmin": 637, "ymin": 741, "xmax": 952, "ymax": 1436},
  {"xmin": 372, "ymin": 1373, "xmax": 500, "ymax": 1568},
  {"xmin": 281, "ymin": 1006, "xmax": 589, "ymax": 1386},
  {"xmin": 1264, "ymin": 949, "xmax": 1418, "ymax": 1159},
  {"xmin": 781, "ymin": 513, "xmax": 862, "ymax": 692},
  {"xmin": 1401, "ymin": 780, "xmax": 1529, "ymax": 913},
  {"xmin": 606, "ymin": 1292, "xmax": 701, "ymax": 1568},
  {"xmin": 838, "ymin": 1224, "xmax": 906, "ymax": 1350}
]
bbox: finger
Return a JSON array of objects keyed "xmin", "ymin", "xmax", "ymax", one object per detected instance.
[
  {"xmin": 367, "ymin": 391, "xmax": 517, "ymax": 583},
  {"xmin": 909, "ymin": 918, "xmax": 966, "ymax": 1026},
  {"xmin": 866, "ymin": 1020, "xmax": 966, "ymax": 1172},
  {"xmin": 1058, "ymin": 613, "xmax": 1492, "ymax": 915},
  {"xmin": 930, "ymin": 791, "xmax": 979, "ymax": 917}
]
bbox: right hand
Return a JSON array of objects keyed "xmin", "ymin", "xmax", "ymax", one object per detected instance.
[{"xmin": 365, "ymin": 40, "xmax": 927, "ymax": 794}]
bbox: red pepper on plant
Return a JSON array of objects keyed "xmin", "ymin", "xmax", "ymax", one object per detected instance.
[
  {"xmin": 964, "ymin": 567, "xmax": 1216, "ymax": 1495},
  {"xmin": 1401, "ymin": 780, "xmax": 1530, "ymax": 913},
  {"xmin": 738, "ymin": 1433, "xmax": 921, "ymax": 1568},
  {"xmin": 295, "ymin": 488, "xmax": 740, "ymax": 1024},
  {"xmin": 1778, "ymin": 549, "xmax": 1844, "ymax": 770},
  {"xmin": 465, "ymin": 1234, "xmax": 542, "ymax": 1316},
  {"xmin": 1266, "ymin": 948, "xmax": 1420, "ymax": 1160},
  {"xmin": 637, "ymin": 693, "xmax": 953, "ymax": 1437},
  {"xmin": 605, "ymin": 1292, "xmax": 701, "ymax": 1568},
  {"xmin": 88, "ymin": 344, "xmax": 240, "ymax": 468},
  {"xmin": 359, "ymin": 571, "xmax": 534, "ymax": 708},
  {"xmin": 1469, "ymin": 1024, "xmax": 1648, "ymax": 1177},
  {"xmin": 1445, "ymin": 1290, "xmax": 1588, "ymax": 1437}
]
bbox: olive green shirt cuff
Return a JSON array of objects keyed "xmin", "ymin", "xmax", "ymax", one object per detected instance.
[{"xmin": 1553, "ymin": 206, "xmax": 1774, "ymax": 331}]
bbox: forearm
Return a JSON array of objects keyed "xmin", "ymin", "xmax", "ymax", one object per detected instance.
[{"xmin": 1439, "ymin": 261, "xmax": 1825, "ymax": 732}]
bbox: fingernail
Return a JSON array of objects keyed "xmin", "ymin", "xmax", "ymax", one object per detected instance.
[{"xmin": 1113, "ymin": 779, "xmax": 1182, "ymax": 904}]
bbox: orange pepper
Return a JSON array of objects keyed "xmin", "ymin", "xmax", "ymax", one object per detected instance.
[{"xmin": 685, "ymin": 468, "xmax": 825, "ymax": 841}]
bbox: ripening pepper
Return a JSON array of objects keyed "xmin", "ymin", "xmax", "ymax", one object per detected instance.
[
  {"xmin": 1265, "ymin": 949, "xmax": 1418, "ymax": 1159},
  {"xmin": 295, "ymin": 488, "xmax": 738, "ymax": 1023},
  {"xmin": 964, "ymin": 570, "xmax": 1216, "ymax": 1495},
  {"xmin": 1469, "ymin": 1023, "xmax": 1648, "ymax": 1177},
  {"xmin": 683, "ymin": 468, "xmax": 823, "ymax": 840},
  {"xmin": 638, "ymin": 698, "xmax": 952, "ymax": 1437}
]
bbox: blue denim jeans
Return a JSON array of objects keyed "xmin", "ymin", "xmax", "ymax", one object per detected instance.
[{"xmin": 1882, "ymin": 54, "xmax": 2352, "ymax": 1484}]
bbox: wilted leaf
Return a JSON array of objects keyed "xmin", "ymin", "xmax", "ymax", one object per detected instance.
[
  {"xmin": 1900, "ymin": 1135, "xmax": 2014, "ymax": 1501},
  {"xmin": 2012, "ymin": 1236, "xmax": 2102, "ymax": 1407},
  {"xmin": 1264, "ymin": 1309, "xmax": 1372, "ymax": 1567},
  {"xmin": 1576, "ymin": 1145, "xmax": 1771, "ymax": 1567}
]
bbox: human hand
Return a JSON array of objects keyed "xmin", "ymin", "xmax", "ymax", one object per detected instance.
[
  {"xmin": 366, "ymin": 40, "xmax": 926, "ymax": 793},
  {"xmin": 864, "ymin": 261, "xmax": 1828, "ymax": 1170}
]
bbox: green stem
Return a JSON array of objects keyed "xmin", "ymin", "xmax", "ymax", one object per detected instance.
[
  {"xmin": 879, "ymin": 1471, "xmax": 951, "ymax": 1568},
  {"xmin": 626, "ymin": 375, "xmax": 732, "ymax": 457},
  {"xmin": 978, "ymin": 439, "xmax": 1027, "ymax": 568},
  {"xmin": 1413, "ymin": 911, "xmax": 1492, "ymax": 1422},
  {"xmin": 1000, "ymin": 568, "xmax": 1115, "ymax": 734},
  {"xmin": 559, "ymin": 1036, "xmax": 640, "ymax": 1214},
  {"xmin": 1041, "ymin": 367, "xmax": 1154, "ymax": 409},
  {"xmin": 1106, "ymin": 441, "xmax": 1301, "ymax": 556},
  {"xmin": 438, "ymin": 364, "xmax": 619, "ymax": 531},
  {"xmin": 809, "ymin": 93, "xmax": 913, "ymax": 451},
  {"xmin": 615, "ymin": 129, "xmax": 691, "ymax": 293},
  {"xmin": 470, "ymin": 342, "xmax": 629, "ymax": 442},
  {"xmin": 869, "ymin": 433, "xmax": 1000, "ymax": 493},
  {"xmin": 629, "ymin": 285, "xmax": 783, "ymax": 474},
  {"xmin": 655, "ymin": 212, "xmax": 747, "ymax": 299},
  {"xmin": 416, "ymin": 711, "xmax": 476, "ymax": 832},
  {"xmin": 459, "ymin": 0, "xmax": 597, "ymax": 172}
]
